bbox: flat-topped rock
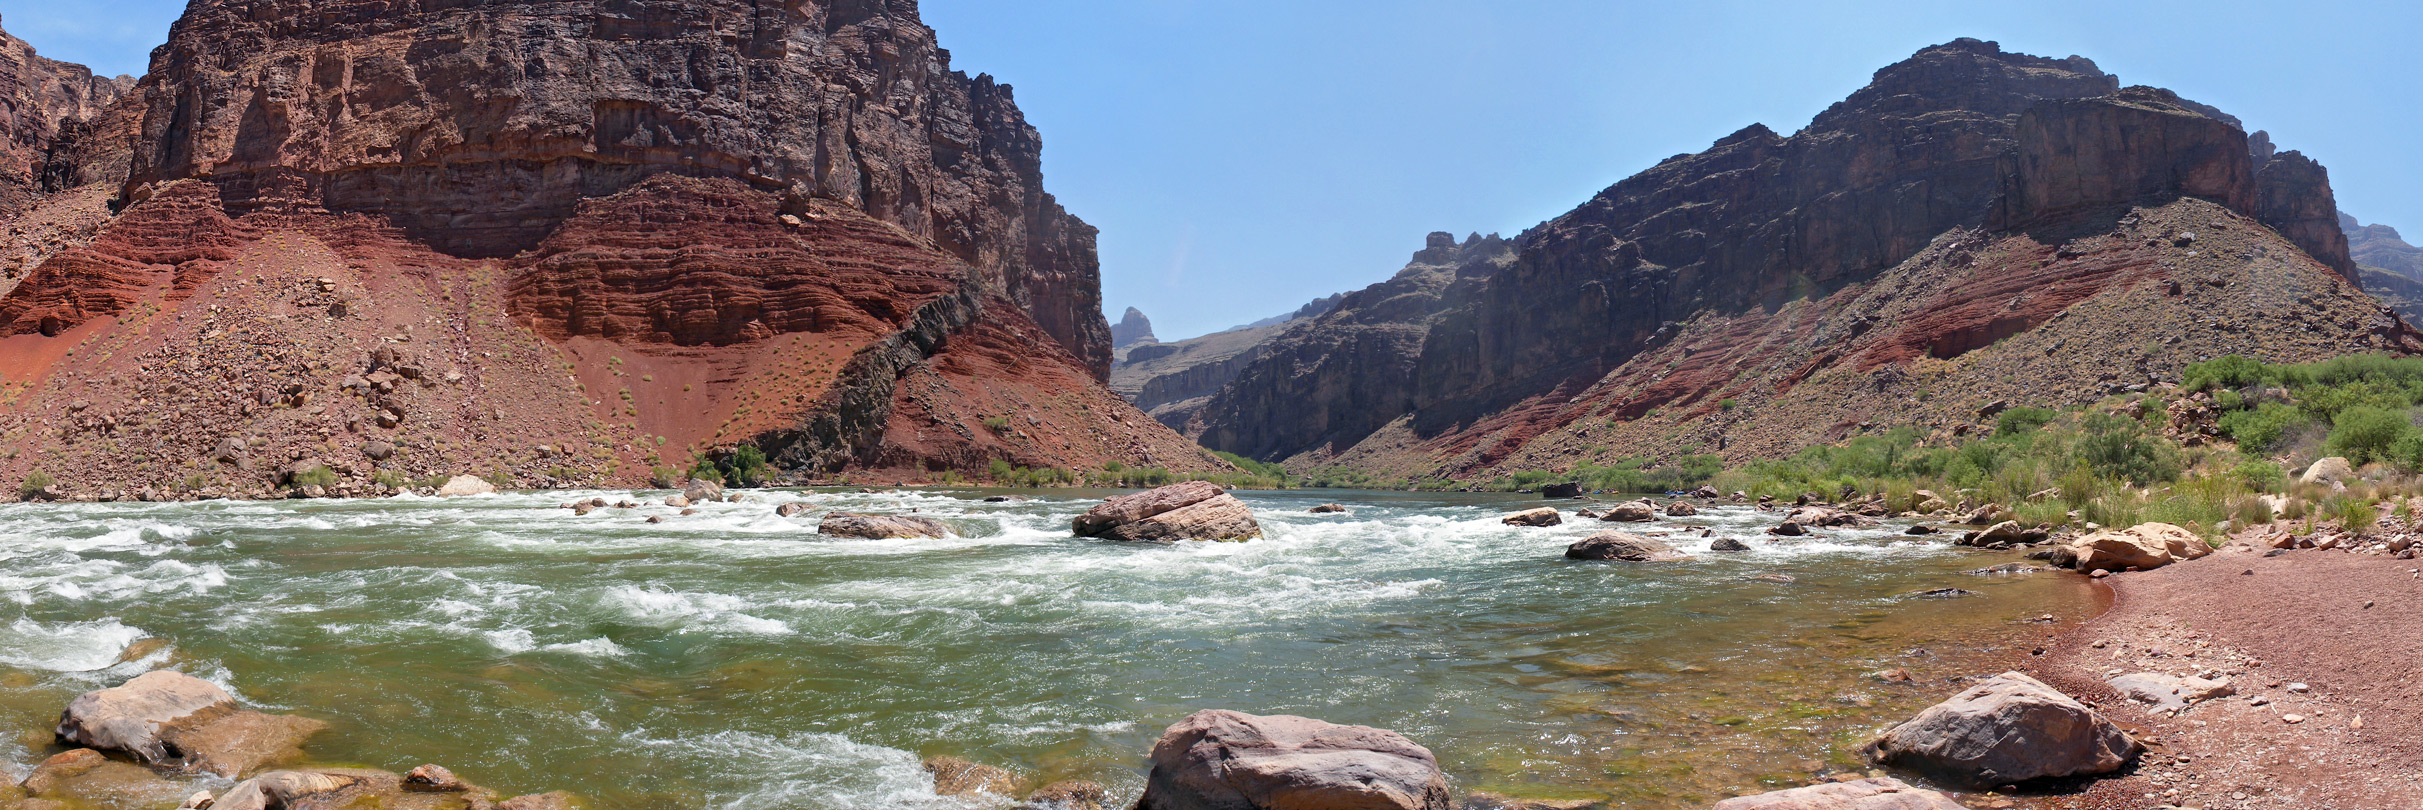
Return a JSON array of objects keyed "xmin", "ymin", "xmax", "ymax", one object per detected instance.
[
  {"xmin": 1566, "ymin": 532, "xmax": 1693, "ymax": 562},
  {"xmin": 818, "ymin": 513, "xmax": 952, "ymax": 540},
  {"xmin": 1074, "ymin": 483, "xmax": 1262, "ymax": 543},
  {"xmin": 1711, "ymin": 777, "xmax": 1965, "ymax": 809},
  {"xmin": 1136, "ymin": 710, "xmax": 1452, "ymax": 810},
  {"xmin": 1502, "ymin": 508, "xmax": 1563, "ymax": 527}
]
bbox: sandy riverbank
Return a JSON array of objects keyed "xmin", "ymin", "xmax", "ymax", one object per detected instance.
[{"xmin": 2013, "ymin": 532, "xmax": 2423, "ymax": 810}]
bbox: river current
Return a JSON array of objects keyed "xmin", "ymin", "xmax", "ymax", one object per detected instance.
[{"xmin": 0, "ymin": 488, "xmax": 2099, "ymax": 808}]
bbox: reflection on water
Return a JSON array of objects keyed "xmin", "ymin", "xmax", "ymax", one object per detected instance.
[{"xmin": 0, "ymin": 489, "xmax": 2099, "ymax": 808}]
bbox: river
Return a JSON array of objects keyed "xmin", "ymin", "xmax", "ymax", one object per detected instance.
[{"xmin": 0, "ymin": 488, "xmax": 2101, "ymax": 808}]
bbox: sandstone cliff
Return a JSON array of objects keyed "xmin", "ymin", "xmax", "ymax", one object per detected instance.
[
  {"xmin": 0, "ymin": 5, "xmax": 1220, "ymax": 497},
  {"xmin": 2347, "ymin": 212, "xmax": 2423, "ymax": 322},
  {"xmin": 1190, "ymin": 39, "xmax": 2392, "ymax": 478},
  {"xmin": 1111, "ymin": 307, "xmax": 1157, "ymax": 349}
]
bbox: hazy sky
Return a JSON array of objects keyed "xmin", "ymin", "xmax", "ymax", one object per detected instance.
[{"xmin": 3, "ymin": 1, "xmax": 2414, "ymax": 340}]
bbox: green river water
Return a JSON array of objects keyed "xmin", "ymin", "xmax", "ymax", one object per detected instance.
[{"xmin": 0, "ymin": 488, "xmax": 2100, "ymax": 809}]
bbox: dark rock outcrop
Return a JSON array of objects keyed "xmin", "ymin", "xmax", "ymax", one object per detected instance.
[
  {"xmin": 0, "ymin": 23, "xmax": 134, "ymax": 206},
  {"xmin": 1112, "ymin": 307, "xmax": 1157, "ymax": 348}
]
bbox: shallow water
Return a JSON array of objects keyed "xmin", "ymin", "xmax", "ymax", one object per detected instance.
[{"xmin": 0, "ymin": 489, "xmax": 2099, "ymax": 808}]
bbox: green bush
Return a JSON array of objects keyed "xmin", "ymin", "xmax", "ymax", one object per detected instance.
[
  {"xmin": 1996, "ymin": 407, "xmax": 2058, "ymax": 437},
  {"xmin": 2078, "ymin": 413, "xmax": 2179, "ymax": 485},
  {"xmin": 2218, "ymin": 403, "xmax": 2307, "ymax": 452},
  {"xmin": 2326, "ymin": 406, "xmax": 2416, "ymax": 466},
  {"xmin": 2184, "ymin": 355, "xmax": 2265, "ymax": 392},
  {"xmin": 289, "ymin": 465, "xmax": 340, "ymax": 489},
  {"xmin": 19, "ymin": 471, "xmax": 56, "ymax": 499}
]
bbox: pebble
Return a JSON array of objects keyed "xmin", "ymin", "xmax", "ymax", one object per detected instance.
[
  {"xmin": 2282, "ymin": 714, "xmax": 2306, "ymax": 724},
  {"xmin": 2288, "ymin": 682, "xmax": 2310, "ymax": 693}
]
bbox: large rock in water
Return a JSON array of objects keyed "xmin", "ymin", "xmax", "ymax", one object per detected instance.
[
  {"xmin": 2065, "ymin": 523, "xmax": 2211, "ymax": 573},
  {"xmin": 1711, "ymin": 777, "xmax": 1965, "ymax": 810},
  {"xmin": 1073, "ymin": 482, "xmax": 1263, "ymax": 543},
  {"xmin": 1501, "ymin": 508, "xmax": 1564, "ymax": 527},
  {"xmin": 435, "ymin": 476, "xmax": 497, "ymax": 497},
  {"xmin": 1862, "ymin": 671, "xmax": 2141, "ymax": 786},
  {"xmin": 818, "ymin": 513, "xmax": 951, "ymax": 540},
  {"xmin": 1566, "ymin": 532, "xmax": 1693, "ymax": 562},
  {"xmin": 55, "ymin": 671, "xmax": 325, "ymax": 778},
  {"xmin": 56, "ymin": 671, "xmax": 235, "ymax": 765},
  {"xmin": 1135, "ymin": 710, "xmax": 1452, "ymax": 810}
]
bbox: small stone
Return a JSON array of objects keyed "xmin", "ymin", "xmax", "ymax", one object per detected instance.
[
  {"xmin": 2288, "ymin": 683, "xmax": 2309, "ymax": 693},
  {"xmin": 2282, "ymin": 714, "xmax": 2305, "ymax": 724}
]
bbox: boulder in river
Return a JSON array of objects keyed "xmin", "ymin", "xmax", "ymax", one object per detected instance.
[
  {"xmin": 777, "ymin": 502, "xmax": 810, "ymax": 517},
  {"xmin": 1566, "ymin": 532, "xmax": 1693, "ymax": 563},
  {"xmin": 1503, "ymin": 508, "xmax": 1564, "ymax": 527},
  {"xmin": 1710, "ymin": 537, "xmax": 1751, "ymax": 552},
  {"xmin": 1958, "ymin": 521, "xmax": 2046, "ymax": 548},
  {"xmin": 1711, "ymin": 777, "xmax": 1964, "ymax": 809},
  {"xmin": 1310, "ymin": 504, "xmax": 1348, "ymax": 514},
  {"xmin": 1073, "ymin": 482, "xmax": 1264, "ymax": 543},
  {"xmin": 925, "ymin": 756, "xmax": 1020, "ymax": 797},
  {"xmin": 2063, "ymin": 523, "xmax": 2210, "ymax": 573},
  {"xmin": 818, "ymin": 513, "xmax": 952, "ymax": 539},
  {"xmin": 1135, "ymin": 710, "xmax": 1453, "ymax": 810},
  {"xmin": 56, "ymin": 671, "xmax": 235, "ymax": 765},
  {"xmin": 1861, "ymin": 671, "xmax": 2140, "ymax": 787},
  {"xmin": 683, "ymin": 477, "xmax": 725, "ymax": 503},
  {"xmin": 1020, "ymin": 781, "xmax": 1109, "ymax": 810},
  {"xmin": 1599, "ymin": 502, "xmax": 1656, "ymax": 522},
  {"xmin": 1665, "ymin": 500, "xmax": 1698, "ymax": 517},
  {"xmin": 1768, "ymin": 521, "xmax": 1807, "ymax": 537},
  {"xmin": 435, "ymin": 475, "xmax": 497, "ymax": 497}
]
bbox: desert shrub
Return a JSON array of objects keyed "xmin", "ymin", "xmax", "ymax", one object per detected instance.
[
  {"xmin": 2184, "ymin": 355, "xmax": 2266, "ymax": 392},
  {"xmin": 2326, "ymin": 406, "xmax": 2416, "ymax": 466},
  {"xmin": 290, "ymin": 465, "xmax": 339, "ymax": 489},
  {"xmin": 2230, "ymin": 460, "xmax": 2286, "ymax": 493},
  {"xmin": 19, "ymin": 471, "xmax": 56, "ymax": 499},
  {"xmin": 2217, "ymin": 403, "xmax": 2306, "ymax": 452},
  {"xmin": 1997, "ymin": 407, "xmax": 2058, "ymax": 437},
  {"xmin": 2078, "ymin": 413, "xmax": 2179, "ymax": 485}
]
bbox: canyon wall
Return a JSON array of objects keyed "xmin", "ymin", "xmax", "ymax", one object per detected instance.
[{"xmin": 1192, "ymin": 39, "xmax": 2382, "ymax": 476}]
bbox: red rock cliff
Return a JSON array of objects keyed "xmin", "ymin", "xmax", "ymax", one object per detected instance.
[{"xmin": 118, "ymin": 0, "xmax": 1111, "ymax": 376}]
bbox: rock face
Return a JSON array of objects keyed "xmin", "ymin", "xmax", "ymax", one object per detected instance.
[
  {"xmin": 0, "ymin": 5, "xmax": 1224, "ymax": 494},
  {"xmin": 56, "ymin": 671, "xmax": 235, "ymax": 765},
  {"xmin": 1112, "ymin": 307, "xmax": 1158, "ymax": 348},
  {"xmin": 818, "ymin": 513, "xmax": 952, "ymax": 539},
  {"xmin": 0, "ymin": 24, "xmax": 135, "ymax": 206},
  {"xmin": 1565, "ymin": 532, "xmax": 1692, "ymax": 562},
  {"xmin": 1711, "ymin": 777, "xmax": 1965, "ymax": 810},
  {"xmin": 1135, "ymin": 710, "xmax": 1453, "ymax": 810},
  {"xmin": 1185, "ymin": 39, "xmax": 2400, "ymax": 482},
  {"xmin": 118, "ymin": 0, "xmax": 1108, "ymax": 375},
  {"xmin": 2347, "ymin": 213, "xmax": 2423, "ymax": 322},
  {"xmin": 1862, "ymin": 671, "xmax": 2141, "ymax": 787},
  {"xmin": 1072, "ymin": 482, "xmax": 1263, "ymax": 543}
]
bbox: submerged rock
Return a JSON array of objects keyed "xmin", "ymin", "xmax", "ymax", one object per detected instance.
[
  {"xmin": 1862, "ymin": 671, "xmax": 2140, "ymax": 786},
  {"xmin": 1021, "ymin": 781, "xmax": 1110, "ymax": 810},
  {"xmin": 161, "ymin": 707, "xmax": 327, "ymax": 778},
  {"xmin": 1566, "ymin": 532, "xmax": 1693, "ymax": 563},
  {"xmin": 1711, "ymin": 777, "xmax": 1964, "ymax": 809},
  {"xmin": 818, "ymin": 513, "xmax": 952, "ymax": 539},
  {"xmin": 925, "ymin": 756, "xmax": 1020, "ymax": 797},
  {"xmin": 1310, "ymin": 504, "xmax": 1348, "ymax": 514},
  {"xmin": 1710, "ymin": 537, "xmax": 1751, "ymax": 552},
  {"xmin": 1074, "ymin": 482, "xmax": 1264, "ymax": 543},
  {"xmin": 1503, "ymin": 508, "xmax": 1564, "ymax": 527},
  {"xmin": 1135, "ymin": 710, "xmax": 1452, "ymax": 810}
]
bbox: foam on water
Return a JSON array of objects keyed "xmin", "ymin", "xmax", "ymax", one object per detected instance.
[{"xmin": 0, "ymin": 618, "xmax": 146, "ymax": 672}]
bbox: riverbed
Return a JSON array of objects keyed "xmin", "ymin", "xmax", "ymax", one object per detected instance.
[{"xmin": 0, "ymin": 488, "xmax": 2101, "ymax": 808}]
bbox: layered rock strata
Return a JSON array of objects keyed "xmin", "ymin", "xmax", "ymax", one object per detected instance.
[
  {"xmin": 1189, "ymin": 39, "xmax": 2397, "ymax": 479},
  {"xmin": 0, "ymin": 5, "xmax": 1221, "ymax": 496}
]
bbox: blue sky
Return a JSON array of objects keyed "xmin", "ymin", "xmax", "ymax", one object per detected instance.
[{"xmin": 3, "ymin": 1, "xmax": 2415, "ymax": 340}]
